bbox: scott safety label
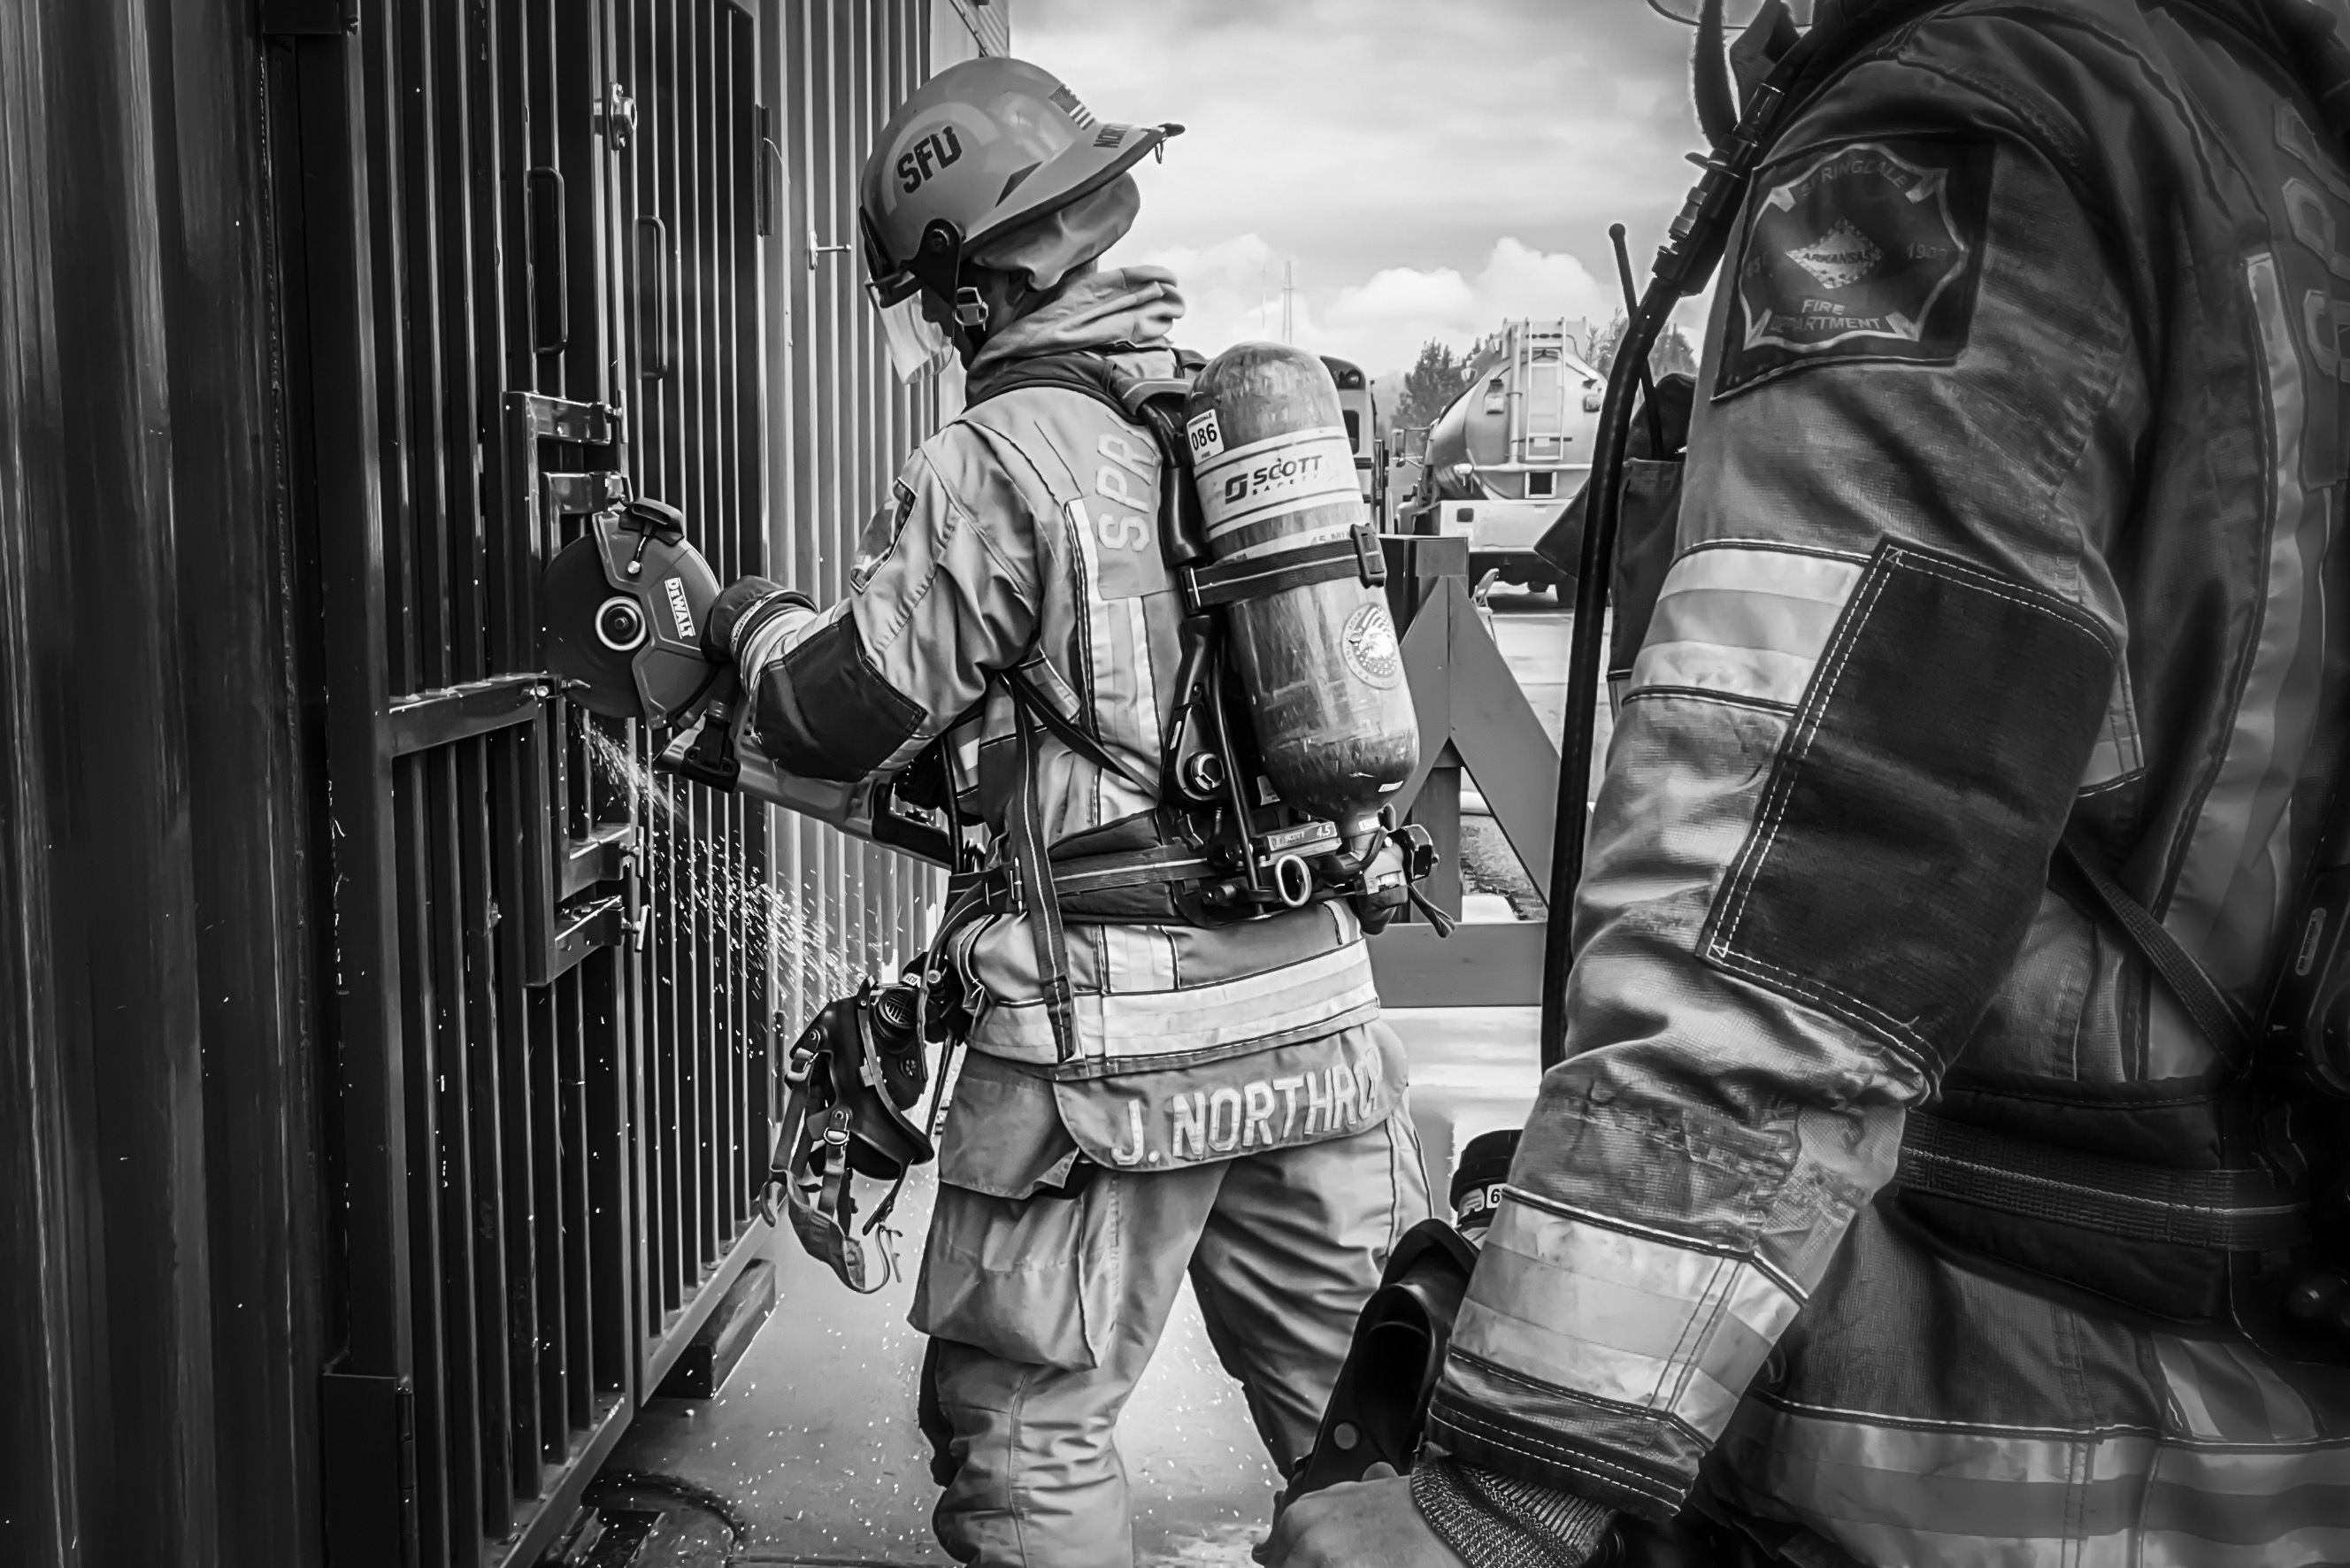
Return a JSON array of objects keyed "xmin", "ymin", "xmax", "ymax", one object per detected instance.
[
  {"xmin": 663, "ymin": 575, "xmax": 696, "ymax": 642},
  {"xmin": 1717, "ymin": 138, "xmax": 1989, "ymax": 397},
  {"xmin": 1194, "ymin": 426, "xmax": 1359, "ymax": 540}
]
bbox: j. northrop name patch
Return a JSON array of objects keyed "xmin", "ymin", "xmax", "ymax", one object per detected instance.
[{"xmin": 1716, "ymin": 138, "xmax": 1990, "ymax": 397}]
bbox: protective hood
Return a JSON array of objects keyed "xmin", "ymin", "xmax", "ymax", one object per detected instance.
[
  {"xmin": 968, "ymin": 173, "xmax": 1141, "ymax": 293},
  {"xmin": 966, "ymin": 263, "xmax": 1186, "ymax": 377}
]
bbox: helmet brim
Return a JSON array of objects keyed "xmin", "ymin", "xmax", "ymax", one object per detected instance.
[{"xmin": 963, "ymin": 122, "xmax": 1165, "ymax": 258}]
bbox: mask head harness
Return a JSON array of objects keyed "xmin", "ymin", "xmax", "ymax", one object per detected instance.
[{"xmin": 762, "ymin": 978, "xmax": 938, "ymax": 1294}]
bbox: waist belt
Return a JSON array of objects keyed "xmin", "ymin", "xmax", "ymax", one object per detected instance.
[
  {"xmin": 1896, "ymin": 1111, "xmax": 2313, "ymax": 1252},
  {"xmin": 949, "ymin": 841, "xmax": 1217, "ymax": 914}
]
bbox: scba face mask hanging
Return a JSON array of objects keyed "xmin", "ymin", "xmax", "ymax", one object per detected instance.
[{"xmin": 764, "ymin": 979, "xmax": 938, "ymax": 1293}]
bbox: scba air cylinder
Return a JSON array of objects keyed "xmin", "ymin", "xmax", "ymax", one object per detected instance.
[{"xmin": 1185, "ymin": 343, "xmax": 1418, "ymax": 847}]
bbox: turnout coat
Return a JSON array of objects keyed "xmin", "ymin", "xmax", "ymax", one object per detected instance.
[{"xmin": 1431, "ymin": 3, "xmax": 2350, "ymax": 1563}]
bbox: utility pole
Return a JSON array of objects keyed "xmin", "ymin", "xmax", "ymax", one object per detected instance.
[{"xmin": 1281, "ymin": 259, "xmax": 1294, "ymax": 344}]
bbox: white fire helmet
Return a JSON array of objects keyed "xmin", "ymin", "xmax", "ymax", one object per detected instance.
[{"xmin": 857, "ymin": 57, "xmax": 1175, "ymax": 380}]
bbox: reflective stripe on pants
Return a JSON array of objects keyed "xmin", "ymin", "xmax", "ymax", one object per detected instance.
[{"xmin": 918, "ymin": 1102, "xmax": 1431, "ymax": 1567}]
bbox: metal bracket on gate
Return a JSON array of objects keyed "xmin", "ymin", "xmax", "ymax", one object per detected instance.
[{"xmin": 507, "ymin": 391, "xmax": 636, "ymax": 986}]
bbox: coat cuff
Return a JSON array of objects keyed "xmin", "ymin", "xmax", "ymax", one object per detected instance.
[{"xmin": 1425, "ymin": 1188, "xmax": 1805, "ymax": 1521}]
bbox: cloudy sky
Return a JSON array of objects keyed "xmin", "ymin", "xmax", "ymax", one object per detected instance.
[{"xmin": 1014, "ymin": 0, "xmax": 1769, "ymax": 376}]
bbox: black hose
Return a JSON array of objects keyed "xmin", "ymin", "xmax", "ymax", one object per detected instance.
[
  {"xmin": 1539, "ymin": 274, "xmax": 1683, "ymax": 1071},
  {"xmin": 1610, "ymin": 224, "xmax": 1666, "ymax": 457}
]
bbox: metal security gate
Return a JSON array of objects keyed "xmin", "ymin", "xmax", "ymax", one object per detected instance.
[{"xmin": 269, "ymin": 1, "xmax": 784, "ymax": 1563}]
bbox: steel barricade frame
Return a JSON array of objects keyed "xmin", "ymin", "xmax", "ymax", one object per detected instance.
[{"xmin": 1369, "ymin": 535, "xmax": 1563, "ymax": 1007}]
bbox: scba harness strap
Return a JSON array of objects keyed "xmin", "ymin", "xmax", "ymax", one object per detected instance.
[{"xmin": 958, "ymin": 349, "xmax": 1430, "ymax": 1065}]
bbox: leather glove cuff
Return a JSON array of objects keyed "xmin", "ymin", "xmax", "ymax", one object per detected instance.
[
  {"xmin": 705, "ymin": 577, "xmax": 812, "ymax": 663},
  {"xmin": 1410, "ymin": 1458, "xmax": 1615, "ymax": 1568}
]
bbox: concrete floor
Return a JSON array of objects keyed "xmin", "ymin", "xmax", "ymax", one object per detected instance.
[
  {"xmin": 604, "ymin": 594, "xmax": 1570, "ymax": 1564},
  {"xmin": 606, "ymin": 1009, "xmax": 1545, "ymax": 1567}
]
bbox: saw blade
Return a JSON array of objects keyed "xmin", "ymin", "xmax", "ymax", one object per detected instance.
[{"xmin": 542, "ymin": 534, "xmax": 650, "ymax": 719}]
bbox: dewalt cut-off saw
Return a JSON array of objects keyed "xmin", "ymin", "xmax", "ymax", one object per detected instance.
[{"xmin": 540, "ymin": 494, "xmax": 959, "ymax": 865}]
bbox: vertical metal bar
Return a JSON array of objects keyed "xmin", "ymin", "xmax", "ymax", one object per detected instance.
[
  {"xmin": 359, "ymin": 0, "xmax": 421, "ymax": 706},
  {"xmin": 357, "ymin": 7, "xmax": 458, "ymax": 1552},
  {"xmin": 851, "ymin": 0, "xmax": 880, "ymax": 976},
  {"xmin": 457, "ymin": 0, "xmax": 522, "ymax": 1541},
  {"xmin": 756, "ymin": 0, "xmax": 796, "ymax": 1152},
  {"xmin": 554, "ymin": 0, "xmax": 607, "ymax": 406},
  {"xmin": 710, "ymin": 0, "xmax": 733, "ymax": 1263},
  {"xmin": 587, "ymin": 934, "xmax": 632, "ymax": 1400},
  {"xmin": 692, "ymin": 0, "xmax": 720, "ymax": 1276},
  {"xmin": 557, "ymin": 967, "xmax": 594, "ymax": 1434},
  {"xmin": 731, "ymin": 0, "xmax": 762, "ymax": 1235},
  {"xmin": 529, "ymin": 976, "xmax": 566, "ymax": 1464},
  {"xmin": 455, "ymin": 735, "xmax": 513, "ymax": 1543},
  {"xmin": 653, "ymin": 0, "xmax": 686, "ymax": 1330},
  {"xmin": 428, "ymin": 751, "xmax": 489, "ymax": 1568},
  {"xmin": 400, "ymin": 6, "xmax": 472, "ymax": 1546},
  {"xmin": 288, "ymin": 9, "xmax": 416, "ymax": 1431},
  {"xmin": 679, "ymin": 0, "xmax": 705, "ymax": 1301},
  {"xmin": 816, "ymin": 2, "xmax": 847, "ymax": 987},
  {"xmin": 611, "ymin": 0, "xmax": 652, "ymax": 1367}
]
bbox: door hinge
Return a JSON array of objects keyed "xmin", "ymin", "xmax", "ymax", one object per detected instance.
[{"xmin": 322, "ymin": 1371, "xmax": 419, "ymax": 1568}]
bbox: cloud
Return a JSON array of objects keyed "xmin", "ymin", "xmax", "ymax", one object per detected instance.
[
  {"xmin": 1125, "ymin": 235, "xmax": 1617, "ymax": 372},
  {"xmin": 1017, "ymin": 0, "xmax": 1718, "ymax": 375}
]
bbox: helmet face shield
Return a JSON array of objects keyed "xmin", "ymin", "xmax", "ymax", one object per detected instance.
[{"xmin": 877, "ymin": 288, "xmax": 954, "ymax": 382}]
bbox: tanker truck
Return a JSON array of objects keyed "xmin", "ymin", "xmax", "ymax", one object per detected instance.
[{"xmin": 1394, "ymin": 319, "xmax": 1602, "ymax": 594}]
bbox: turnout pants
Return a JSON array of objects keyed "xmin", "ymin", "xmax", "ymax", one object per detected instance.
[{"xmin": 916, "ymin": 1105, "xmax": 1430, "ymax": 1567}]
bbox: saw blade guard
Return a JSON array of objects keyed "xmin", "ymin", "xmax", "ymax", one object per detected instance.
[{"xmin": 541, "ymin": 498, "xmax": 722, "ymax": 725}]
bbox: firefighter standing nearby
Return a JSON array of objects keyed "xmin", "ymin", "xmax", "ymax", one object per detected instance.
[
  {"xmin": 1274, "ymin": 0, "xmax": 2350, "ymax": 1564},
  {"xmin": 698, "ymin": 58, "xmax": 1431, "ymax": 1568}
]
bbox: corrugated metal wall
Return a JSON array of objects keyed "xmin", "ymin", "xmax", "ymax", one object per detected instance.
[{"xmin": 0, "ymin": 3, "xmax": 996, "ymax": 1566}]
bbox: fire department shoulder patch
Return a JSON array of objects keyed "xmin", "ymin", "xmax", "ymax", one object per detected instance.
[{"xmin": 1715, "ymin": 138, "xmax": 1991, "ymax": 398}]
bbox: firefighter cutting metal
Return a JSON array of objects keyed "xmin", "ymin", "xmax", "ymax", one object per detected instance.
[{"xmin": 541, "ymin": 55, "xmax": 1443, "ymax": 1568}]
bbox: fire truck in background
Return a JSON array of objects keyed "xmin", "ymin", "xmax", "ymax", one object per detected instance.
[{"xmin": 1391, "ymin": 319, "xmax": 1602, "ymax": 594}]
